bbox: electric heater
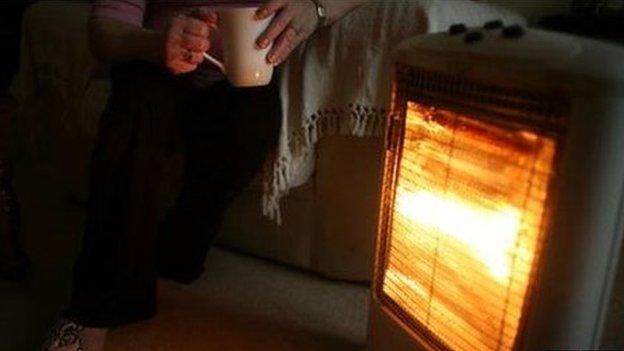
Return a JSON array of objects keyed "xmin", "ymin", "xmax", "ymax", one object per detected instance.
[{"xmin": 368, "ymin": 24, "xmax": 624, "ymax": 351}]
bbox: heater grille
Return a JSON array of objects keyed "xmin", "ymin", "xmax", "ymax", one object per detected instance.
[
  {"xmin": 392, "ymin": 64, "xmax": 568, "ymax": 133},
  {"xmin": 378, "ymin": 98, "xmax": 559, "ymax": 351}
]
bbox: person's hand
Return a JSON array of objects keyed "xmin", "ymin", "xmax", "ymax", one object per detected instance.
[
  {"xmin": 164, "ymin": 9, "xmax": 217, "ymax": 74},
  {"xmin": 255, "ymin": 0, "xmax": 319, "ymax": 66}
]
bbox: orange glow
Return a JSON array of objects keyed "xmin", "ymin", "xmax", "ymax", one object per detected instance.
[
  {"xmin": 396, "ymin": 190, "xmax": 521, "ymax": 282},
  {"xmin": 381, "ymin": 102, "xmax": 556, "ymax": 351}
]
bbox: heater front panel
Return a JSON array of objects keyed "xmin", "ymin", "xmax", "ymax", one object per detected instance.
[{"xmin": 378, "ymin": 100, "xmax": 558, "ymax": 351}]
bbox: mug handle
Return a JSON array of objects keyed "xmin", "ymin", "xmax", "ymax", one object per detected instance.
[
  {"xmin": 203, "ymin": 52, "xmax": 226, "ymax": 73},
  {"xmin": 203, "ymin": 22, "xmax": 226, "ymax": 73}
]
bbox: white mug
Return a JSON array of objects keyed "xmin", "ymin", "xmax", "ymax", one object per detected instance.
[{"xmin": 203, "ymin": 7, "xmax": 274, "ymax": 87}]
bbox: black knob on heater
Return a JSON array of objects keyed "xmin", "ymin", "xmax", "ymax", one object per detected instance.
[
  {"xmin": 449, "ymin": 23, "xmax": 467, "ymax": 35},
  {"xmin": 502, "ymin": 24, "xmax": 525, "ymax": 38},
  {"xmin": 484, "ymin": 20, "xmax": 503, "ymax": 30},
  {"xmin": 464, "ymin": 31, "xmax": 484, "ymax": 44}
]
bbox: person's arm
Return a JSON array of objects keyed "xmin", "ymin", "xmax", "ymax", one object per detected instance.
[
  {"xmin": 89, "ymin": 18, "xmax": 165, "ymax": 65},
  {"xmin": 255, "ymin": 0, "xmax": 370, "ymax": 65},
  {"xmin": 89, "ymin": 9, "xmax": 217, "ymax": 74}
]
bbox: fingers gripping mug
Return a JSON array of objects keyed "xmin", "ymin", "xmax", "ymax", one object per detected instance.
[{"xmin": 204, "ymin": 7, "xmax": 274, "ymax": 87}]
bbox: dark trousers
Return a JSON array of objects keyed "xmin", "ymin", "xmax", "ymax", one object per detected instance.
[{"xmin": 65, "ymin": 62, "xmax": 281, "ymax": 327}]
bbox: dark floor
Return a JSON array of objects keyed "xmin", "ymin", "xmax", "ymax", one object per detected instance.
[{"xmin": 0, "ymin": 158, "xmax": 369, "ymax": 351}]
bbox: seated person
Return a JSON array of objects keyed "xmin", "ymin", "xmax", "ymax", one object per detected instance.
[{"xmin": 44, "ymin": 0, "xmax": 367, "ymax": 350}]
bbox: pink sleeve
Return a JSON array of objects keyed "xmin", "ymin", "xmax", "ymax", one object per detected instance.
[{"xmin": 91, "ymin": 0, "xmax": 147, "ymax": 27}]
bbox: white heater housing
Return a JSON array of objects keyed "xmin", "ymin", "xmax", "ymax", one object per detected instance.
[{"xmin": 368, "ymin": 25, "xmax": 624, "ymax": 351}]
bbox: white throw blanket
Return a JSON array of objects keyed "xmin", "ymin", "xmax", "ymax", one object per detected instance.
[{"xmin": 264, "ymin": 0, "xmax": 524, "ymax": 222}]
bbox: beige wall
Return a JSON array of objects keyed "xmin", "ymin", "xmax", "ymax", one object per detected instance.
[{"xmin": 485, "ymin": 0, "xmax": 572, "ymax": 24}]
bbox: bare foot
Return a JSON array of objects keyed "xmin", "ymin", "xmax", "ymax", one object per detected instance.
[{"xmin": 45, "ymin": 320, "xmax": 107, "ymax": 351}]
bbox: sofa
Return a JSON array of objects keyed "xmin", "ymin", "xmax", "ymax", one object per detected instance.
[{"xmin": 10, "ymin": 1, "xmax": 523, "ymax": 283}]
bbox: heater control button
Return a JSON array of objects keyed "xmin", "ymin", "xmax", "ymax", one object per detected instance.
[
  {"xmin": 464, "ymin": 31, "xmax": 484, "ymax": 43},
  {"xmin": 484, "ymin": 20, "xmax": 504, "ymax": 30},
  {"xmin": 502, "ymin": 24, "xmax": 525, "ymax": 38},
  {"xmin": 449, "ymin": 23, "xmax": 467, "ymax": 35}
]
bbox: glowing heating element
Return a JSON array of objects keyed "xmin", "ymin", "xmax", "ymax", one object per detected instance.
[{"xmin": 381, "ymin": 102, "xmax": 557, "ymax": 351}]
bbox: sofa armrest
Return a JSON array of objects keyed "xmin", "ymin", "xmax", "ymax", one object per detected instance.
[
  {"xmin": 10, "ymin": 1, "xmax": 103, "ymax": 135},
  {"xmin": 313, "ymin": 135, "xmax": 384, "ymax": 281},
  {"xmin": 219, "ymin": 135, "xmax": 383, "ymax": 282}
]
